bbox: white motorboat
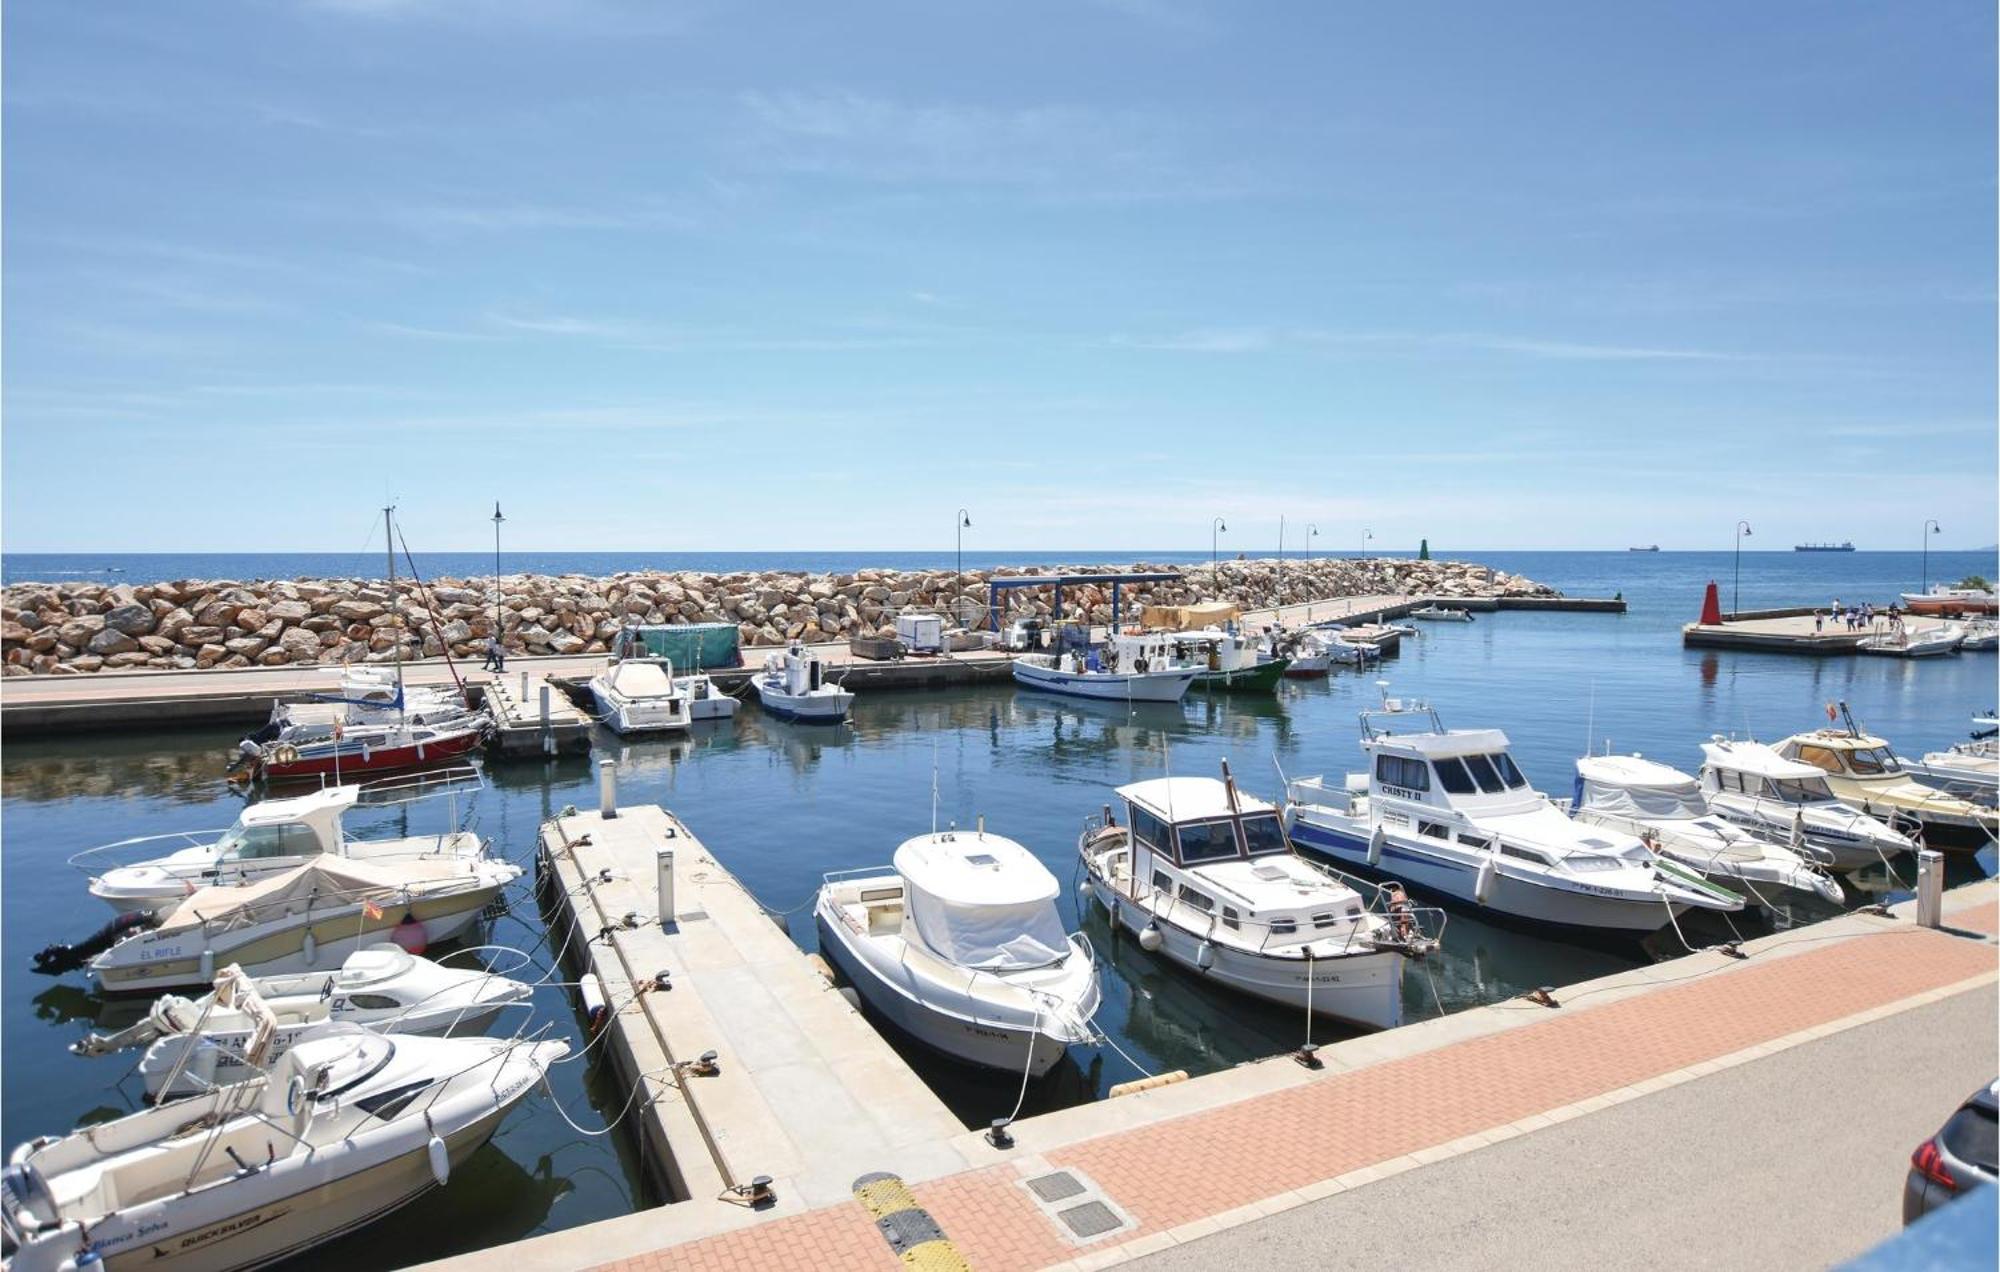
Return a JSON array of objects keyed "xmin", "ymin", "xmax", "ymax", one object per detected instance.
[
  {"xmin": 1279, "ymin": 628, "xmax": 1376, "ymax": 677},
  {"xmin": 752, "ymin": 643, "xmax": 853, "ymax": 722},
  {"xmin": 1698, "ymin": 738, "xmax": 1914, "ymax": 871},
  {"xmin": 88, "ymin": 856, "xmax": 521, "ymax": 994},
  {"xmin": 1775, "ymin": 724, "xmax": 1997, "ymax": 849},
  {"xmin": 1571, "ymin": 754, "xmax": 1842, "ymax": 906},
  {"xmin": 75, "ymin": 769, "xmax": 489, "ymax": 918},
  {"xmin": 588, "ymin": 656, "xmax": 693, "ymax": 734},
  {"xmin": 1080, "ymin": 764, "xmax": 1441, "ymax": 1028},
  {"xmin": 1859, "ymin": 621, "xmax": 1963, "ymax": 658},
  {"xmin": 2, "ymin": 1027, "xmax": 565, "ymax": 1272},
  {"xmin": 674, "ymin": 670, "xmax": 740, "ymax": 720},
  {"xmin": 1276, "ymin": 628, "xmax": 1332, "ymax": 677},
  {"xmin": 1168, "ymin": 628, "xmax": 1291, "ymax": 692},
  {"xmin": 1906, "ymin": 720, "xmax": 1998, "ymax": 806},
  {"xmin": 1409, "ymin": 605, "xmax": 1474, "ymax": 623},
  {"xmin": 1954, "ymin": 618, "xmax": 1998, "ymax": 652},
  {"xmin": 1011, "ymin": 630, "xmax": 1198, "ymax": 702},
  {"xmin": 1284, "ymin": 693, "xmax": 1742, "ymax": 936},
  {"xmin": 815, "ymin": 828, "xmax": 1100, "ymax": 1078},
  {"xmin": 73, "ymin": 946, "xmax": 534, "ymax": 1101}
]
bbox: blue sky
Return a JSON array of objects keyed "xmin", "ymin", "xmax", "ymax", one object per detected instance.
[{"xmin": 4, "ymin": 1, "xmax": 1994, "ymax": 553}]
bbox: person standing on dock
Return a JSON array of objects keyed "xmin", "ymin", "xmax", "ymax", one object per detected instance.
[{"xmin": 483, "ymin": 634, "xmax": 506, "ymax": 672}]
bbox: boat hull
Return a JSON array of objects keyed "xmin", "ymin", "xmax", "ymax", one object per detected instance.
[
  {"xmin": 1282, "ymin": 653, "xmax": 1332, "ymax": 677},
  {"xmin": 754, "ymin": 686, "xmax": 852, "ymax": 721},
  {"xmin": 1288, "ymin": 815, "xmax": 1679, "ymax": 936},
  {"xmin": 257, "ymin": 728, "xmax": 485, "ymax": 781},
  {"xmin": 1189, "ymin": 658, "xmax": 1289, "ymax": 693},
  {"xmin": 1010, "ymin": 659, "xmax": 1196, "ymax": 702},
  {"xmin": 814, "ymin": 915, "xmax": 1071, "ymax": 1077},
  {"xmin": 589, "ymin": 683, "xmax": 691, "ymax": 734}
]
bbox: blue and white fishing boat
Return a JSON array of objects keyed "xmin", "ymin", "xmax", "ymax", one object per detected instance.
[
  {"xmin": 1011, "ymin": 629, "xmax": 1197, "ymax": 703},
  {"xmin": 753, "ymin": 643, "xmax": 853, "ymax": 722},
  {"xmin": 1282, "ymin": 689, "xmax": 1743, "ymax": 936}
]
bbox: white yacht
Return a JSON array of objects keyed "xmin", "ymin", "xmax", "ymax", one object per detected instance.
[
  {"xmin": 815, "ymin": 828, "xmax": 1100, "ymax": 1077},
  {"xmin": 89, "ymin": 856, "xmax": 521, "ymax": 994},
  {"xmin": 74, "ymin": 946, "xmax": 533, "ymax": 1101},
  {"xmin": 1284, "ymin": 694, "xmax": 1743, "ymax": 936},
  {"xmin": 1697, "ymin": 738, "xmax": 1914, "ymax": 871},
  {"xmin": 1079, "ymin": 765, "xmax": 1440, "ymax": 1029},
  {"xmin": 752, "ymin": 643, "xmax": 854, "ymax": 722},
  {"xmin": 76, "ymin": 770, "xmax": 489, "ymax": 918},
  {"xmin": 2, "ymin": 1026, "xmax": 565, "ymax": 1272},
  {"xmin": 1571, "ymin": 754, "xmax": 1842, "ymax": 906},
  {"xmin": 1011, "ymin": 630, "xmax": 1198, "ymax": 702},
  {"xmin": 1774, "ymin": 725, "xmax": 1997, "ymax": 848},
  {"xmin": 588, "ymin": 656, "xmax": 693, "ymax": 734}
]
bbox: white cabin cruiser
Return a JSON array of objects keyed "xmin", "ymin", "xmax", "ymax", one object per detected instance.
[
  {"xmin": 89, "ymin": 856, "xmax": 521, "ymax": 994},
  {"xmin": 74, "ymin": 946, "xmax": 534, "ymax": 1101},
  {"xmin": 1011, "ymin": 630, "xmax": 1198, "ymax": 702},
  {"xmin": 1698, "ymin": 738, "xmax": 1914, "ymax": 871},
  {"xmin": 1284, "ymin": 695, "xmax": 1742, "ymax": 936},
  {"xmin": 753, "ymin": 643, "xmax": 853, "ymax": 722},
  {"xmin": 2, "ymin": 1027, "xmax": 565, "ymax": 1272},
  {"xmin": 1079, "ymin": 765, "xmax": 1441, "ymax": 1029},
  {"xmin": 77, "ymin": 771, "xmax": 489, "ymax": 918},
  {"xmin": 815, "ymin": 829, "xmax": 1100, "ymax": 1077},
  {"xmin": 1907, "ymin": 722, "xmax": 1998, "ymax": 805},
  {"xmin": 1955, "ymin": 619, "xmax": 1998, "ymax": 652},
  {"xmin": 1572, "ymin": 755, "xmax": 1842, "ymax": 906},
  {"xmin": 1775, "ymin": 725, "xmax": 1998, "ymax": 848},
  {"xmin": 588, "ymin": 657, "xmax": 693, "ymax": 734}
]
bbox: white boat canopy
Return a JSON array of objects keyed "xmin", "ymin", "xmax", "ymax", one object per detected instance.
[
  {"xmin": 603, "ymin": 660, "xmax": 676, "ymax": 699},
  {"xmin": 893, "ymin": 832, "xmax": 1069, "ymax": 970},
  {"xmin": 1700, "ymin": 740, "xmax": 1826, "ymax": 782},
  {"xmin": 1575, "ymin": 755, "xmax": 1707, "ymax": 821},
  {"xmin": 160, "ymin": 857, "xmax": 470, "ymax": 933}
]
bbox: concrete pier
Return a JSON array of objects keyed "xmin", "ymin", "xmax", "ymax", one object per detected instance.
[
  {"xmin": 492, "ymin": 802, "xmax": 968, "ymax": 1268},
  {"xmin": 486, "ymin": 670, "xmax": 594, "ymax": 756},
  {"xmin": 1683, "ymin": 609, "xmax": 1962, "ymax": 655}
]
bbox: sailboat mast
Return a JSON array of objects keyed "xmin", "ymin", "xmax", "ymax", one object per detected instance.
[{"xmin": 385, "ymin": 505, "xmax": 404, "ymax": 721}]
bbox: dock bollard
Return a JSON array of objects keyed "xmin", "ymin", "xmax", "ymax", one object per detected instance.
[
  {"xmin": 540, "ymin": 685, "xmax": 553, "ymax": 754},
  {"xmin": 1916, "ymin": 849, "xmax": 1943, "ymax": 928},
  {"xmin": 599, "ymin": 759, "xmax": 618, "ymax": 819},
  {"xmin": 519, "ymin": 669, "xmax": 529, "ymax": 700},
  {"xmin": 657, "ymin": 848, "xmax": 676, "ymax": 927}
]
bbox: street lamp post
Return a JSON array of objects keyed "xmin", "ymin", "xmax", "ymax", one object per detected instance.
[
  {"xmin": 1922, "ymin": 519, "xmax": 1941, "ymax": 594},
  {"xmin": 491, "ymin": 501, "xmax": 505, "ymax": 643},
  {"xmin": 956, "ymin": 509, "xmax": 971, "ymax": 626},
  {"xmin": 1361, "ymin": 528, "xmax": 1373, "ymax": 558},
  {"xmin": 1306, "ymin": 524, "xmax": 1319, "ymax": 620},
  {"xmin": 1212, "ymin": 517, "xmax": 1227, "ymax": 585},
  {"xmin": 1733, "ymin": 520, "xmax": 1752, "ymax": 614},
  {"xmin": 1277, "ymin": 514, "xmax": 1286, "ymax": 595}
]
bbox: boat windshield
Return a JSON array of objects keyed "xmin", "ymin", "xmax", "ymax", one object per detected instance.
[
  {"xmin": 216, "ymin": 821, "xmax": 325, "ymax": 861},
  {"xmin": 1769, "ymin": 777, "xmax": 1834, "ymax": 804},
  {"xmin": 1240, "ymin": 812, "xmax": 1287, "ymax": 856},
  {"xmin": 1175, "ymin": 818, "xmax": 1240, "ymax": 864},
  {"xmin": 1847, "ymin": 747, "xmax": 1901, "ymax": 775},
  {"xmin": 1463, "ymin": 754, "xmax": 1507, "ymax": 794}
]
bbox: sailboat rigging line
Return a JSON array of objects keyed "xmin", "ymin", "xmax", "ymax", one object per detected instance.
[{"xmin": 395, "ymin": 525, "xmax": 468, "ymax": 695}]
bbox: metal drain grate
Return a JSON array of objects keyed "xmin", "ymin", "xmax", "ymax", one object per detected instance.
[
  {"xmin": 1056, "ymin": 1200, "xmax": 1126, "ymax": 1239},
  {"xmin": 1025, "ymin": 1171, "xmax": 1087, "ymax": 1203}
]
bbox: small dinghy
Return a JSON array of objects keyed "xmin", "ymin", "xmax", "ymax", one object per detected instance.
[
  {"xmin": 1409, "ymin": 605, "xmax": 1474, "ymax": 623},
  {"xmin": 74, "ymin": 948, "xmax": 533, "ymax": 1101},
  {"xmin": 588, "ymin": 656, "xmax": 693, "ymax": 734},
  {"xmin": 753, "ymin": 644, "xmax": 854, "ymax": 722},
  {"xmin": 1572, "ymin": 755, "xmax": 1842, "ymax": 906},
  {"xmin": 2, "ymin": 1026, "xmax": 565, "ymax": 1272},
  {"xmin": 816, "ymin": 828, "xmax": 1099, "ymax": 1078}
]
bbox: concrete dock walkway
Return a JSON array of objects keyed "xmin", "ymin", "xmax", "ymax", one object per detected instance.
[{"xmin": 509, "ymin": 879, "xmax": 1996, "ymax": 1272}]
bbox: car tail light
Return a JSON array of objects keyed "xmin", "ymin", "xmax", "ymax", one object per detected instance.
[{"xmin": 1912, "ymin": 1138, "xmax": 1958, "ymax": 1191}]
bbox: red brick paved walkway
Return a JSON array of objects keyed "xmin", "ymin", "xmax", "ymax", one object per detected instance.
[{"xmin": 600, "ymin": 905, "xmax": 1997, "ymax": 1272}]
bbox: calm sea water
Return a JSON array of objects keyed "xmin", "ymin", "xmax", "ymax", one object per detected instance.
[{"xmin": 2, "ymin": 549, "xmax": 1994, "ymax": 1265}]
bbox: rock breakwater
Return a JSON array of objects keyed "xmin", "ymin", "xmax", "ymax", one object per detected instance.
[{"xmin": 1, "ymin": 558, "xmax": 1556, "ymax": 675}]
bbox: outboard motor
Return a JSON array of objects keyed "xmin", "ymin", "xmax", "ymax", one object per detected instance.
[{"xmin": 32, "ymin": 910, "xmax": 158, "ymax": 975}]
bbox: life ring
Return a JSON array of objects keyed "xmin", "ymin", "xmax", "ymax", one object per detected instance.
[
  {"xmin": 1133, "ymin": 657, "xmax": 1149, "ymax": 673},
  {"xmin": 271, "ymin": 743, "xmax": 301, "ymax": 766},
  {"xmin": 285, "ymin": 1074, "xmax": 308, "ymax": 1116}
]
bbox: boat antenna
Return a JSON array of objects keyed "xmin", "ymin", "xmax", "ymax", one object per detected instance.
[
  {"xmin": 1584, "ymin": 679, "xmax": 1596, "ymax": 757},
  {"xmin": 930, "ymin": 740, "xmax": 939, "ymax": 836},
  {"xmin": 384, "ymin": 503, "xmax": 404, "ymax": 724}
]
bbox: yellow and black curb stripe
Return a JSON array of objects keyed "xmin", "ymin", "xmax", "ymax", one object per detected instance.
[{"xmin": 853, "ymin": 1172, "xmax": 973, "ymax": 1271}]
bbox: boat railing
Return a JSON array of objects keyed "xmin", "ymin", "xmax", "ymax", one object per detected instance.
[
  {"xmin": 352, "ymin": 764, "xmax": 485, "ymax": 808},
  {"xmin": 68, "ymin": 829, "xmax": 232, "ymax": 878},
  {"xmin": 821, "ymin": 863, "xmax": 898, "ymax": 885}
]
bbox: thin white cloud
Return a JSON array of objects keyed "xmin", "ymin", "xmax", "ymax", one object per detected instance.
[{"xmin": 1110, "ymin": 325, "xmax": 1758, "ymax": 362}]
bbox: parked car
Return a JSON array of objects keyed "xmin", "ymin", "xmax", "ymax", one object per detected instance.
[{"xmin": 1904, "ymin": 1079, "xmax": 1999, "ymax": 1224}]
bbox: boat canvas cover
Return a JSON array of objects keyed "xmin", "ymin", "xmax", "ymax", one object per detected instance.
[
  {"xmin": 161, "ymin": 857, "xmax": 471, "ymax": 932},
  {"xmin": 1700, "ymin": 742, "xmax": 1825, "ymax": 782},
  {"xmin": 605, "ymin": 660, "xmax": 676, "ymax": 699},
  {"xmin": 893, "ymin": 833, "xmax": 1068, "ymax": 969},
  {"xmin": 1576, "ymin": 756, "xmax": 1705, "ymax": 820},
  {"xmin": 1140, "ymin": 602, "xmax": 1241, "ymax": 632},
  {"xmin": 629, "ymin": 623, "xmax": 741, "ymax": 670}
]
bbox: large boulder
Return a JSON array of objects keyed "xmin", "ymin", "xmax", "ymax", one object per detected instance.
[
  {"xmin": 266, "ymin": 600, "xmax": 312, "ymax": 623},
  {"xmin": 330, "ymin": 600, "xmax": 385, "ymax": 623},
  {"xmin": 86, "ymin": 627, "xmax": 140, "ymax": 655},
  {"xmin": 278, "ymin": 627, "xmax": 321, "ymax": 662},
  {"xmin": 103, "ymin": 603, "xmax": 157, "ymax": 636}
]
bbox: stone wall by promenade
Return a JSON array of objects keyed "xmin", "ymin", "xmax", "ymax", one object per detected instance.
[{"xmin": 0, "ymin": 557, "xmax": 1556, "ymax": 675}]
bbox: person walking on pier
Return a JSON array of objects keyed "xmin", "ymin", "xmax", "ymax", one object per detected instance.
[{"xmin": 483, "ymin": 634, "xmax": 506, "ymax": 672}]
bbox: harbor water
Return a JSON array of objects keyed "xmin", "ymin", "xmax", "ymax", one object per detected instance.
[{"xmin": 2, "ymin": 550, "xmax": 1993, "ymax": 1265}]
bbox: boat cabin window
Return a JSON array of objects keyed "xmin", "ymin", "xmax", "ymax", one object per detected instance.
[
  {"xmin": 1177, "ymin": 885, "xmax": 1214, "ymax": 912},
  {"xmin": 1311, "ymin": 912, "xmax": 1338, "ymax": 929},
  {"xmin": 347, "ymin": 993, "xmax": 402, "ymax": 1011},
  {"xmin": 1239, "ymin": 812, "xmax": 1287, "ymax": 857},
  {"xmin": 1418, "ymin": 820, "xmax": 1450, "ymax": 840},
  {"xmin": 1175, "ymin": 818, "xmax": 1240, "ymax": 864},
  {"xmin": 224, "ymin": 823, "xmax": 324, "ymax": 860},
  {"xmin": 1270, "ymin": 918, "xmax": 1297, "ymax": 936},
  {"xmin": 1710, "ymin": 769, "xmax": 1747, "ymax": 795},
  {"xmin": 1433, "ymin": 757, "xmax": 1478, "ymax": 795},
  {"xmin": 1793, "ymin": 745, "xmax": 1844, "ymax": 775},
  {"xmin": 1847, "ymin": 747, "xmax": 1899, "ymax": 775},
  {"xmin": 1462, "ymin": 754, "xmax": 1507, "ymax": 794},
  {"xmin": 1459, "ymin": 833, "xmax": 1493, "ymax": 850},
  {"xmin": 1151, "ymin": 870, "xmax": 1174, "ymax": 898},
  {"xmin": 1770, "ymin": 777, "xmax": 1832, "ymax": 804},
  {"xmin": 1376, "ymin": 755, "xmax": 1431, "ymax": 793},
  {"xmin": 1493, "ymin": 753, "xmax": 1529, "ymax": 789},
  {"xmin": 1129, "ymin": 805, "xmax": 1174, "ymax": 854},
  {"xmin": 1221, "ymin": 906, "xmax": 1241, "ymax": 930},
  {"xmin": 859, "ymin": 886, "xmax": 903, "ymax": 903},
  {"xmin": 1566, "ymin": 855, "xmax": 1623, "ymax": 873},
  {"xmin": 1500, "ymin": 843, "xmax": 1551, "ymax": 866}
]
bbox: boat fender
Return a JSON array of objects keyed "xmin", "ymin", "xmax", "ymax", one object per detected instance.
[
  {"xmin": 302, "ymin": 931, "xmax": 317, "ymax": 967},
  {"xmin": 272, "ymin": 743, "xmax": 300, "ymax": 766},
  {"xmin": 199, "ymin": 948, "xmax": 215, "ymax": 983},
  {"xmin": 1138, "ymin": 923, "xmax": 1163, "ymax": 952},
  {"xmin": 391, "ymin": 911, "xmax": 428, "ymax": 955},
  {"xmin": 426, "ymin": 1115, "xmax": 451, "ymax": 1186},
  {"xmin": 1195, "ymin": 941, "xmax": 1216, "ymax": 972},
  {"xmin": 580, "ymin": 972, "xmax": 610, "ymax": 1031},
  {"xmin": 286, "ymin": 1073, "xmax": 309, "ymax": 1117},
  {"xmin": 1474, "ymin": 856, "xmax": 1498, "ymax": 905},
  {"xmin": 1076, "ymin": 876, "xmax": 1094, "ymax": 903},
  {"xmin": 1367, "ymin": 827, "xmax": 1385, "ymax": 868}
]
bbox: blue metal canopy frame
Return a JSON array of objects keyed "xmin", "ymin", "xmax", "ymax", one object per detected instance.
[{"xmin": 985, "ymin": 571, "xmax": 1182, "ymax": 633}]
